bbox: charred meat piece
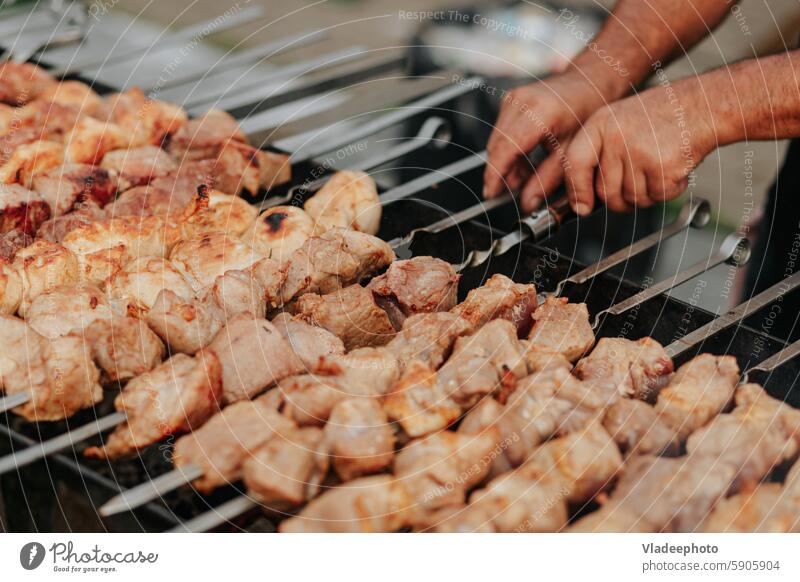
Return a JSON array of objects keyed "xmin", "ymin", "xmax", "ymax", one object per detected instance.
[
  {"xmin": 324, "ymin": 398, "xmax": 395, "ymax": 481},
  {"xmin": 368, "ymin": 256, "xmax": 459, "ymax": 330},
  {"xmin": 280, "ymin": 474, "xmax": 410, "ymax": 532},
  {"xmin": 100, "ymin": 146, "xmax": 177, "ymax": 190},
  {"xmin": 0, "ymin": 183, "xmax": 50, "ymax": 235},
  {"xmin": 574, "ymin": 337, "xmax": 673, "ymax": 400},
  {"xmin": 528, "ymin": 297, "xmax": 594, "ymax": 362},
  {"xmin": 85, "ymin": 351, "xmax": 223, "ymax": 460},
  {"xmin": 0, "ymin": 139, "xmax": 64, "ymax": 189},
  {"xmin": 279, "ymin": 228, "xmax": 395, "ymax": 304},
  {"xmin": 169, "ymin": 231, "xmax": 263, "ymax": 288},
  {"xmin": 106, "ymin": 256, "xmax": 195, "ymax": 316},
  {"xmin": 177, "ymin": 188, "xmax": 257, "ymax": 238},
  {"xmin": 304, "ymin": 170, "xmax": 381, "ymax": 235},
  {"xmin": 38, "ymin": 198, "xmax": 106, "ymax": 243},
  {"xmin": 0, "ymin": 229, "xmax": 32, "ymax": 260},
  {"xmin": 450, "ymin": 273, "xmax": 537, "ymax": 336},
  {"xmin": 205, "ymin": 314, "xmax": 304, "ymax": 404},
  {"xmin": 32, "ymin": 163, "xmax": 118, "ymax": 215},
  {"xmin": 241, "ymin": 206, "xmax": 317, "ymax": 264},
  {"xmin": 167, "ymin": 109, "xmax": 246, "ymax": 160},
  {"xmin": 173, "ymin": 396, "xmax": 295, "ymax": 493},
  {"xmin": 291, "ymin": 284, "xmax": 396, "ymax": 350},
  {"xmin": 0, "ymin": 314, "xmax": 102, "ymax": 422},
  {"xmin": 385, "ymin": 312, "xmax": 472, "ymax": 369}
]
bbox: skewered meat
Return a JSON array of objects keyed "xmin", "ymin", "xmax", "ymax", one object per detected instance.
[
  {"xmin": 38, "ymin": 81, "xmax": 103, "ymax": 116},
  {"xmin": 758, "ymin": 462, "xmax": 800, "ymax": 532},
  {"xmin": 570, "ymin": 455, "xmax": 737, "ymax": 532},
  {"xmin": 10, "ymin": 239, "xmax": 80, "ymax": 316},
  {"xmin": 304, "ymin": 170, "xmax": 381, "ymax": 235},
  {"xmin": 291, "ymin": 284, "xmax": 396, "ymax": 350},
  {"xmin": 270, "ymin": 312, "xmax": 345, "ymax": 369},
  {"xmin": 602, "ymin": 398, "xmax": 680, "ymax": 456},
  {"xmin": 0, "ymin": 139, "xmax": 64, "ymax": 188},
  {"xmin": 26, "ymin": 282, "xmax": 114, "ymax": 338},
  {"xmin": 177, "ymin": 187, "xmax": 257, "ymax": 238},
  {"xmin": 205, "ymin": 314, "xmax": 304, "ymax": 404},
  {"xmin": 63, "ymin": 117, "xmax": 127, "ymax": 165},
  {"xmin": 279, "ymin": 228, "xmax": 395, "ymax": 303},
  {"xmin": 702, "ymin": 483, "xmax": 784, "ymax": 532},
  {"xmin": 384, "ymin": 360, "xmax": 461, "ymax": 438},
  {"xmin": 166, "ymin": 109, "xmax": 246, "ymax": 161},
  {"xmin": 38, "ymin": 197, "xmax": 106, "ymax": 243},
  {"xmin": 106, "ymin": 185, "xmax": 176, "ymax": 219},
  {"xmin": 528, "ymin": 297, "xmax": 594, "ymax": 362},
  {"xmin": 85, "ymin": 351, "xmax": 223, "ymax": 460},
  {"xmin": 98, "ymin": 87, "xmax": 187, "ymax": 148},
  {"xmin": 324, "ymin": 397, "xmax": 395, "ymax": 481},
  {"xmin": 0, "ymin": 228, "xmax": 31, "ymax": 260},
  {"xmin": 173, "ymin": 396, "xmax": 295, "ymax": 493},
  {"xmin": 62, "ymin": 214, "xmax": 179, "ymax": 284},
  {"xmin": 652, "ymin": 354, "xmax": 738, "ymax": 441},
  {"xmin": 450, "ymin": 273, "xmax": 537, "ymax": 336},
  {"xmin": 100, "ymin": 146, "xmax": 177, "ymax": 190},
  {"xmin": 519, "ymin": 341, "xmax": 573, "ymax": 373},
  {"xmin": 279, "ymin": 475, "xmax": 411, "ymax": 533},
  {"xmin": 13, "ymin": 100, "xmax": 86, "ymax": 140},
  {"xmin": 32, "ymin": 164, "xmax": 118, "ymax": 215},
  {"xmin": 240, "ymin": 206, "xmax": 317, "ymax": 263},
  {"xmin": 385, "ymin": 312, "xmax": 472, "ymax": 369},
  {"xmin": 0, "ymin": 183, "xmax": 50, "ymax": 235},
  {"xmin": 169, "ymin": 231, "xmax": 263, "ymax": 288},
  {"xmin": 84, "ymin": 314, "xmax": 166, "ymax": 382},
  {"xmin": 0, "ymin": 62, "xmax": 55, "ymax": 105},
  {"xmin": 438, "ymin": 319, "xmax": 528, "ymax": 408},
  {"xmin": 106, "ymin": 256, "xmax": 195, "ymax": 316},
  {"xmin": 205, "ymin": 257, "xmax": 285, "ymax": 317},
  {"xmin": 396, "ymin": 430, "xmax": 499, "ymax": 523},
  {"xmin": 368, "ymin": 256, "xmax": 459, "ymax": 329},
  {"xmin": 281, "ymin": 348, "xmax": 400, "ymax": 427},
  {"xmin": 0, "ymin": 314, "xmax": 102, "ymax": 422},
  {"xmin": 687, "ymin": 383, "xmax": 800, "ymax": 492},
  {"xmin": 575, "ymin": 336, "xmax": 673, "ymax": 400},
  {"xmin": 0, "ymin": 258, "xmax": 21, "ymax": 313},
  {"xmin": 243, "ymin": 425, "xmax": 328, "ymax": 507}
]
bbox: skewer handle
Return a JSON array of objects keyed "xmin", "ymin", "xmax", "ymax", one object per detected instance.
[
  {"xmin": 666, "ymin": 269, "xmax": 800, "ymax": 359},
  {"xmin": 592, "ymin": 232, "xmax": 750, "ymax": 329},
  {"xmin": 554, "ymin": 198, "xmax": 711, "ymax": 296}
]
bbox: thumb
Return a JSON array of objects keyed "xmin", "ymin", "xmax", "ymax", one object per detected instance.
[{"xmin": 520, "ymin": 153, "xmax": 565, "ymax": 213}]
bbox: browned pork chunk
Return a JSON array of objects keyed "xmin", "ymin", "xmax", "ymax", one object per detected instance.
[
  {"xmin": 0, "ymin": 62, "xmax": 55, "ymax": 105},
  {"xmin": 85, "ymin": 352, "xmax": 223, "ymax": 460},
  {"xmin": 528, "ymin": 297, "xmax": 594, "ymax": 362},
  {"xmin": 368, "ymin": 256, "xmax": 459, "ymax": 330},
  {"xmin": 0, "ymin": 183, "xmax": 50, "ymax": 235},
  {"xmin": 384, "ymin": 312, "xmax": 472, "ymax": 369},
  {"xmin": 32, "ymin": 163, "xmax": 118, "ymax": 215},
  {"xmin": 450, "ymin": 273, "xmax": 536, "ymax": 336},
  {"xmin": 324, "ymin": 398, "xmax": 395, "ymax": 481},
  {"xmin": 101, "ymin": 145, "xmax": 177, "ymax": 190},
  {"xmin": 270, "ymin": 312, "xmax": 345, "ymax": 370}
]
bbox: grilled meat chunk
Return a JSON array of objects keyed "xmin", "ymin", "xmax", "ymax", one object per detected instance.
[
  {"xmin": 0, "ymin": 183, "xmax": 50, "ymax": 235},
  {"xmin": 32, "ymin": 163, "xmax": 118, "ymax": 215},
  {"xmin": 0, "ymin": 314, "xmax": 102, "ymax": 421},
  {"xmin": 0, "ymin": 62, "xmax": 55, "ymax": 105},
  {"xmin": 100, "ymin": 146, "xmax": 177, "ymax": 189},
  {"xmin": 169, "ymin": 231, "xmax": 263, "ymax": 288},
  {"xmin": 304, "ymin": 170, "xmax": 381, "ymax": 235},
  {"xmin": 385, "ymin": 312, "xmax": 472, "ymax": 369},
  {"xmin": 702, "ymin": 483, "xmax": 784, "ymax": 532},
  {"xmin": 0, "ymin": 228, "xmax": 31, "ymax": 260},
  {"xmin": 98, "ymin": 87, "xmax": 187, "ymax": 147},
  {"xmin": 167, "ymin": 109, "xmax": 246, "ymax": 160},
  {"xmin": 38, "ymin": 197, "xmax": 106, "ymax": 243},
  {"xmin": 368, "ymin": 257, "xmax": 459, "ymax": 330},
  {"xmin": 279, "ymin": 228, "xmax": 395, "ymax": 303},
  {"xmin": 206, "ymin": 314, "xmax": 304, "ymax": 404},
  {"xmin": 26, "ymin": 283, "xmax": 113, "ymax": 338},
  {"xmin": 0, "ymin": 139, "xmax": 64, "ymax": 188},
  {"xmin": 574, "ymin": 336, "xmax": 673, "ymax": 400},
  {"xmin": 177, "ymin": 188, "xmax": 257, "ymax": 238},
  {"xmin": 280, "ymin": 474, "xmax": 410, "ymax": 532},
  {"xmin": 10, "ymin": 239, "xmax": 79, "ymax": 316},
  {"xmin": 602, "ymin": 398, "xmax": 680, "ymax": 457},
  {"xmin": 325, "ymin": 398, "xmax": 395, "ymax": 481},
  {"xmin": 450, "ymin": 273, "xmax": 536, "ymax": 336},
  {"xmin": 270, "ymin": 312, "xmax": 345, "ymax": 369},
  {"xmin": 241, "ymin": 206, "xmax": 317, "ymax": 264},
  {"xmin": 84, "ymin": 314, "xmax": 166, "ymax": 382},
  {"xmin": 528, "ymin": 297, "xmax": 594, "ymax": 362},
  {"xmin": 63, "ymin": 117, "xmax": 127, "ymax": 165},
  {"xmin": 173, "ymin": 396, "xmax": 295, "ymax": 493},
  {"xmin": 291, "ymin": 284, "xmax": 396, "ymax": 350},
  {"xmin": 106, "ymin": 256, "xmax": 194, "ymax": 316},
  {"xmin": 85, "ymin": 352, "xmax": 223, "ymax": 460}
]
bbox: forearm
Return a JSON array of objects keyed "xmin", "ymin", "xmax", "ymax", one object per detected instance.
[{"xmin": 565, "ymin": 0, "xmax": 732, "ymax": 102}]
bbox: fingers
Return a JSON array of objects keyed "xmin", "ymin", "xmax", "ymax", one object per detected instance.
[
  {"xmin": 564, "ymin": 124, "xmax": 602, "ymax": 216},
  {"xmin": 520, "ymin": 153, "xmax": 564, "ymax": 213},
  {"xmin": 595, "ymin": 144, "xmax": 623, "ymax": 211}
]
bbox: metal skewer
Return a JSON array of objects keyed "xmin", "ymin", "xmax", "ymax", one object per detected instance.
[
  {"xmin": 170, "ymin": 495, "xmax": 258, "ymax": 533},
  {"xmin": 139, "ymin": 29, "xmax": 328, "ymax": 94},
  {"xmin": 590, "ymin": 232, "xmax": 750, "ymax": 329},
  {"xmin": 51, "ymin": 5, "xmax": 267, "ymax": 77},
  {"xmin": 263, "ymin": 116, "xmax": 451, "ymax": 208},
  {"xmin": 666, "ymin": 269, "xmax": 800, "ymax": 359},
  {"xmin": 0, "ymin": 392, "xmax": 33, "ymax": 413},
  {"xmin": 2, "ymin": 24, "xmax": 84, "ymax": 63},
  {"xmin": 741, "ymin": 336, "xmax": 800, "ymax": 383}
]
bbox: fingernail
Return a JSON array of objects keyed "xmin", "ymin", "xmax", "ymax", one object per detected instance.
[{"xmin": 574, "ymin": 202, "xmax": 591, "ymax": 216}]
